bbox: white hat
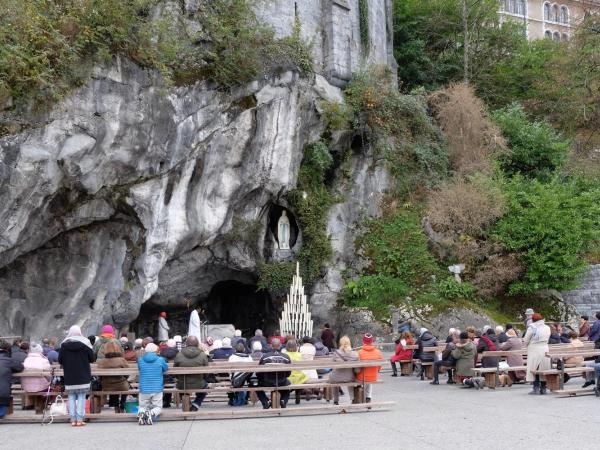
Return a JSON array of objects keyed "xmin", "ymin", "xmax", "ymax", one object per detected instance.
[
  {"xmin": 222, "ymin": 337, "xmax": 232, "ymax": 348},
  {"xmin": 234, "ymin": 329, "xmax": 242, "ymax": 337},
  {"xmin": 419, "ymin": 327, "xmax": 428, "ymax": 336},
  {"xmin": 145, "ymin": 343, "xmax": 158, "ymax": 353},
  {"xmin": 134, "ymin": 338, "xmax": 143, "ymax": 347},
  {"xmin": 120, "ymin": 336, "xmax": 129, "ymax": 344},
  {"xmin": 173, "ymin": 335, "xmax": 182, "ymax": 343}
]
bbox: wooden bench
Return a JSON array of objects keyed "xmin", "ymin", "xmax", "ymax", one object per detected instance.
[
  {"xmin": 543, "ymin": 350, "xmax": 600, "ymax": 390},
  {"xmin": 10, "ymin": 359, "xmax": 386, "ymax": 419}
]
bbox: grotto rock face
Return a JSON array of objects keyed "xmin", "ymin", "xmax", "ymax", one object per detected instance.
[{"xmin": 0, "ymin": 58, "xmax": 352, "ymax": 339}]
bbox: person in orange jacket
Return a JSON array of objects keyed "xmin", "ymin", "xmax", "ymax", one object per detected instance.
[{"xmin": 356, "ymin": 333, "xmax": 383, "ymax": 403}]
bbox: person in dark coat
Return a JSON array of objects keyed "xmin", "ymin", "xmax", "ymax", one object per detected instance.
[
  {"xmin": 96, "ymin": 341, "xmax": 130, "ymax": 413},
  {"xmin": 211, "ymin": 338, "xmax": 235, "ymax": 360},
  {"xmin": 431, "ymin": 332, "xmax": 458, "ymax": 385},
  {"xmin": 0, "ymin": 340, "xmax": 25, "ymax": 419},
  {"xmin": 248, "ymin": 330, "xmax": 268, "ymax": 352},
  {"xmin": 321, "ymin": 323, "xmax": 336, "ymax": 350},
  {"xmin": 58, "ymin": 326, "xmax": 94, "ymax": 426},
  {"xmin": 159, "ymin": 339, "xmax": 178, "ymax": 408},
  {"xmin": 477, "ymin": 329, "xmax": 500, "ymax": 368},
  {"xmin": 495, "ymin": 326, "xmax": 508, "ymax": 344},
  {"xmin": 548, "ymin": 324, "xmax": 563, "ymax": 344},
  {"xmin": 589, "ymin": 312, "xmax": 600, "ymax": 342},
  {"xmin": 174, "ymin": 336, "xmax": 209, "ymax": 411},
  {"xmin": 416, "ymin": 328, "xmax": 437, "ymax": 380},
  {"xmin": 256, "ymin": 339, "xmax": 291, "ymax": 409}
]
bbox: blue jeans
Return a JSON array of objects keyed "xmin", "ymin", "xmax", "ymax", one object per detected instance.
[
  {"xmin": 0, "ymin": 405, "xmax": 7, "ymax": 419},
  {"xmin": 232, "ymin": 392, "xmax": 247, "ymax": 406},
  {"xmin": 68, "ymin": 391, "xmax": 86, "ymax": 422}
]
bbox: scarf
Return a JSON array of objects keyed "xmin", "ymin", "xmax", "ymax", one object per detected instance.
[{"xmin": 62, "ymin": 325, "xmax": 93, "ymax": 349}]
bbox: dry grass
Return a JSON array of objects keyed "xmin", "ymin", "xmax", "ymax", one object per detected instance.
[
  {"xmin": 471, "ymin": 253, "xmax": 524, "ymax": 298},
  {"xmin": 426, "ymin": 177, "xmax": 506, "ymax": 237},
  {"xmin": 429, "ymin": 83, "xmax": 506, "ymax": 176}
]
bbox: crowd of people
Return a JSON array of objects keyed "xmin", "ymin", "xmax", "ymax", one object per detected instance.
[
  {"xmin": 388, "ymin": 309, "xmax": 600, "ymax": 394},
  {"xmin": 0, "ymin": 322, "xmax": 383, "ymax": 426}
]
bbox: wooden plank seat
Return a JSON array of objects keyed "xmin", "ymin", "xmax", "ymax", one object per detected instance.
[
  {"xmin": 531, "ymin": 367, "xmax": 595, "ymax": 391},
  {"xmin": 0, "ymin": 401, "xmax": 395, "ymax": 424},
  {"xmin": 554, "ymin": 387, "xmax": 598, "ymax": 398}
]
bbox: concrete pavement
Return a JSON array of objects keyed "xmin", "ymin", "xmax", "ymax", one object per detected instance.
[{"xmin": 2, "ymin": 374, "xmax": 599, "ymax": 450}]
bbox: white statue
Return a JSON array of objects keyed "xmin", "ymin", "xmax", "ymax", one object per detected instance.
[
  {"xmin": 277, "ymin": 210, "xmax": 291, "ymax": 250},
  {"xmin": 448, "ymin": 264, "xmax": 465, "ymax": 283}
]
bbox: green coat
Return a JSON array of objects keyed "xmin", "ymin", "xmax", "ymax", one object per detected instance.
[
  {"xmin": 451, "ymin": 342, "xmax": 476, "ymax": 377},
  {"xmin": 174, "ymin": 346, "xmax": 209, "ymax": 390}
]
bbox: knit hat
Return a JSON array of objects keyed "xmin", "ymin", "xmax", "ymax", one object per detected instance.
[
  {"xmin": 101, "ymin": 324, "xmax": 114, "ymax": 335},
  {"xmin": 173, "ymin": 335, "xmax": 182, "ymax": 343},
  {"xmin": 362, "ymin": 333, "xmax": 374, "ymax": 345},
  {"xmin": 120, "ymin": 336, "xmax": 129, "ymax": 344},
  {"xmin": 222, "ymin": 337, "xmax": 232, "ymax": 348},
  {"xmin": 167, "ymin": 339, "xmax": 176, "ymax": 348},
  {"xmin": 145, "ymin": 343, "xmax": 158, "ymax": 353}
]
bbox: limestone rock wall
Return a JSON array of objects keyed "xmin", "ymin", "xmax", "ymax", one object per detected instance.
[
  {"xmin": 0, "ymin": 59, "xmax": 345, "ymax": 339},
  {"xmin": 562, "ymin": 264, "xmax": 600, "ymax": 317}
]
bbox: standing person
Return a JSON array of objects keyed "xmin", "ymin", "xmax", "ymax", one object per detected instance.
[
  {"xmin": 255, "ymin": 339, "xmax": 291, "ymax": 409},
  {"xmin": 93, "ymin": 324, "xmax": 122, "ymax": 360},
  {"xmin": 158, "ymin": 312, "xmax": 170, "ymax": 342},
  {"xmin": 524, "ymin": 313, "xmax": 551, "ymax": 395},
  {"xmin": 96, "ymin": 341, "xmax": 130, "ymax": 413},
  {"xmin": 173, "ymin": 336, "xmax": 209, "ymax": 411},
  {"xmin": 390, "ymin": 331, "xmax": 414, "ymax": 377},
  {"xmin": 188, "ymin": 306, "xmax": 202, "ymax": 341},
  {"xmin": 524, "ymin": 308, "xmax": 534, "ymax": 331},
  {"xmin": 321, "ymin": 323, "xmax": 336, "ymax": 350},
  {"xmin": 58, "ymin": 326, "xmax": 94, "ymax": 426},
  {"xmin": 0, "ymin": 340, "xmax": 25, "ymax": 419},
  {"xmin": 21, "ymin": 343, "xmax": 51, "ymax": 394},
  {"xmin": 329, "ymin": 336, "xmax": 358, "ymax": 405},
  {"xmin": 356, "ymin": 333, "xmax": 383, "ymax": 403},
  {"xmin": 137, "ymin": 343, "xmax": 168, "ymax": 425},
  {"xmin": 588, "ymin": 312, "xmax": 600, "ymax": 342},
  {"xmin": 579, "ymin": 315, "xmax": 591, "ymax": 340}
]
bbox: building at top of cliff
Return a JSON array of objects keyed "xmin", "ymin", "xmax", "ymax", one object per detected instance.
[
  {"xmin": 499, "ymin": 0, "xmax": 600, "ymax": 40},
  {"xmin": 254, "ymin": 0, "xmax": 396, "ymax": 87}
]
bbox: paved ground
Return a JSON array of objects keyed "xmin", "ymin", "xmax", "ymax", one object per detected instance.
[{"xmin": 3, "ymin": 369, "xmax": 599, "ymax": 450}]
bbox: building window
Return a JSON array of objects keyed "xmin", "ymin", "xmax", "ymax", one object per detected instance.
[
  {"xmin": 552, "ymin": 4, "xmax": 559, "ymax": 22},
  {"xmin": 553, "ymin": 31, "xmax": 561, "ymax": 41},
  {"xmin": 500, "ymin": 0, "xmax": 507, "ymax": 11},
  {"xmin": 516, "ymin": 0, "xmax": 526, "ymax": 15},
  {"xmin": 544, "ymin": 3, "xmax": 551, "ymax": 21},
  {"xmin": 545, "ymin": 30, "xmax": 552, "ymax": 39},
  {"xmin": 562, "ymin": 33, "xmax": 569, "ymax": 41},
  {"xmin": 561, "ymin": 6, "xmax": 569, "ymax": 24}
]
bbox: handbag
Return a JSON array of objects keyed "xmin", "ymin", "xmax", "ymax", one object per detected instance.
[{"xmin": 44, "ymin": 395, "xmax": 67, "ymax": 424}]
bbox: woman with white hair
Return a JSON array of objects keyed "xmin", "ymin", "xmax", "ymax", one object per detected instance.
[{"xmin": 21, "ymin": 343, "xmax": 51, "ymax": 394}]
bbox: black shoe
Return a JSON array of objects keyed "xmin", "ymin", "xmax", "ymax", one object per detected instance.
[
  {"xmin": 430, "ymin": 380, "xmax": 439, "ymax": 385},
  {"xmin": 280, "ymin": 401, "xmax": 286, "ymax": 408},
  {"xmin": 582, "ymin": 380, "xmax": 595, "ymax": 388},
  {"xmin": 262, "ymin": 402, "xmax": 271, "ymax": 410},
  {"xmin": 391, "ymin": 373, "xmax": 398, "ymax": 377},
  {"xmin": 540, "ymin": 385, "xmax": 547, "ymax": 395},
  {"xmin": 447, "ymin": 379, "xmax": 456, "ymax": 385}
]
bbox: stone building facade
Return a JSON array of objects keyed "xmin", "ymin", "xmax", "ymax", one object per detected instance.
[
  {"xmin": 499, "ymin": 0, "xmax": 600, "ymax": 40},
  {"xmin": 562, "ymin": 265, "xmax": 600, "ymax": 317}
]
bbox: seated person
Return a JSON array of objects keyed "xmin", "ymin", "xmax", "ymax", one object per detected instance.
[
  {"xmin": 416, "ymin": 328, "xmax": 437, "ymax": 380},
  {"xmin": 499, "ymin": 329, "xmax": 526, "ymax": 383},
  {"xmin": 451, "ymin": 332, "xmax": 480, "ymax": 388},
  {"xmin": 431, "ymin": 331, "xmax": 459, "ymax": 385},
  {"xmin": 390, "ymin": 331, "xmax": 414, "ymax": 377},
  {"xmin": 477, "ymin": 328, "xmax": 500, "ymax": 368},
  {"xmin": 21, "ymin": 343, "xmax": 51, "ymax": 393},
  {"xmin": 173, "ymin": 336, "xmax": 209, "ymax": 411},
  {"xmin": 228, "ymin": 343, "xmax": 254, "ymax": 406},
  {"xmin": 256, "ymin": 339, "xmax": 291, "ymax": 409}
]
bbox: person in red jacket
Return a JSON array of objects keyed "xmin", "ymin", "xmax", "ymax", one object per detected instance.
[
  {"xmin": 356, "ymin": 333, "xmax": 383, "ymax": 403},
  {"xmin": 390, "ymin": 331, "xmax": 414, "ymax": 377}
]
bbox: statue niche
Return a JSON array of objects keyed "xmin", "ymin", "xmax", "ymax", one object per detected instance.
[{"xmin": 267, "ymin": 205, "xmax": 298, "ymax": 253}]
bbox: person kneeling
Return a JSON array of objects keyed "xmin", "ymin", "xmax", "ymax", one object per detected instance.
[{"xmin": 137, "ymin": 343, "xmax": 168, "ymax": 425}]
